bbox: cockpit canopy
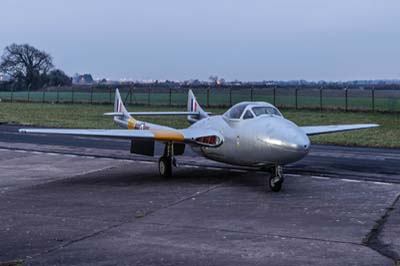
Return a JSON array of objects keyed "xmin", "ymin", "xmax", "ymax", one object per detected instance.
[{"xmin": 224, "ymin": 102, "xmax": 282, "ymax": 120}]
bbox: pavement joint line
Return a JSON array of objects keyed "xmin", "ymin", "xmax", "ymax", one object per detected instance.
[
  {"xmin": 138, "ymin": 161, "xmax": 155, "ymax": 165},
  {"xmin": 2, "ymin": 164, "xmax": 125, "ymax": 194},
  {"xmin": 205, "ymin": 167, "xmax": 223, "ymax": 171},
  {"xmin": 28, "ymin": 180, "xmax": 231, "ymax": 261},
  {"xmin": 1, "ymin": 146, "xmax": 399, "ymax": 185},
  {"xmin": 120, "ymin": 159, "xmax": 134, "ymax": 163},
  {"xmin": 372, "ymin": 181, "xmax": 393, "ymax": 186},
  {"xmin": 311, "ymin": 176, "xmax": 331, "ymax": 180},
  {"xmin": 63, "ymin": 154, "xmax": 78, "ymax": 158},
  {"xmin": 83, "ymin": 156, "xmax": 97, "ymax": 159},
  {"xmin": 140, "ymin": 182, "xmax": 228, "ymax": 219},
  {"xmin": 341, "ymin": 178, "xmax": 362, "ymax": 183},
  {"xmin": 363, "ymin": 193, "xmax": 400, "ymax": 263},
  {"xmin": 139, "ymin": 221, "xmax": 364, "ymax": 247},
  {"xmin": 229, "ymin": 169, "xmax": 247, "ymax": 173},
  {"xmin": 35, "ymin": 222, "xmax": 126, "ymax": 260}
]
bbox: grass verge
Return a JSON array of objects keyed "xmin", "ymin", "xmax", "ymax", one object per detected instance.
[{"xmin": 0, "ymin": 102, "xmax": 398, "ymax": 148}]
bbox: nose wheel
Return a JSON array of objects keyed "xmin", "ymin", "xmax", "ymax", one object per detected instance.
[{"xmin": 268, "ymin": 165, "xmax": 284, "ymax": 192}]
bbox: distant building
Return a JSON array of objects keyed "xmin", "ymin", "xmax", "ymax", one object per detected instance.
[
  {"xmin": 72, "ymin": 73, "xmax": 94, "ymax": 85},
  {"xmin": 0, "ymin": 73, "xmax": 10, "ymax": 81}
]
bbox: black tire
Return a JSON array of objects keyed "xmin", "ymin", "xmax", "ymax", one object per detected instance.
[
  {"xmin": 159, "ymin": 156, "xmax": 172, "ymax": 178},
  {"xmin": 269, "ymin": 176, "xmax": 283, "ymax": 192}
]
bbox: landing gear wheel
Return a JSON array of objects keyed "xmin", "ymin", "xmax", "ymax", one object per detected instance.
[
  {"xmin": 268, "ymin": 166, "xmax": 284, "ymax": 192},
  {"xmin": 159, "ymin": 156, "xmax": 172, "ymax": 178},
  {"xmin": 269, "ymin": 176, "xmax": 283, "ymax": 192}
]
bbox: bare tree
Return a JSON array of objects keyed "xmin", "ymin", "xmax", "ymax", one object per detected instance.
[{"xmin": 0, "ymin": 43, "xmax": 54, "ymax": 89}]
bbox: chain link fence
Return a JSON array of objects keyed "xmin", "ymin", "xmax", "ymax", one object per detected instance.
[{"xmin": 1, "ymin": 85, "xmax": 400, "ymax": 112}]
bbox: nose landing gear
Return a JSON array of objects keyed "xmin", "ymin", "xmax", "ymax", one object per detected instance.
[{"xmin": 268, "ymin": 165, "xmax": 284, "ymax": 192}]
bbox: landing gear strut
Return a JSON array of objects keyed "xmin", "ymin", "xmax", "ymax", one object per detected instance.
[
  {"xmin": 158, "ymin": 142, "xmax": 175, "ymax": 178},
  {"xmin": 268, "ymin": 165, "xmax": 284, "ymax": 192}
]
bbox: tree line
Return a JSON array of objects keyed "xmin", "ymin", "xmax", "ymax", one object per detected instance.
[{"xmin": 0, "ymin": 43, "xmax": 71, "ymax": 90}]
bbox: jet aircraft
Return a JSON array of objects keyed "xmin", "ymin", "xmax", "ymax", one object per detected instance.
[{"xmin": 20, "ymin": 89, "xmax": 379, "ymax": 192}]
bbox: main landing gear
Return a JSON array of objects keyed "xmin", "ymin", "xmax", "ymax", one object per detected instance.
[
  {"xmin": 158, "ymin": 143, "xmax": 176, "ymax": 178},
  {"xmin": 268, "ymin": 165, "xmax": 284, "ymax": 192}
]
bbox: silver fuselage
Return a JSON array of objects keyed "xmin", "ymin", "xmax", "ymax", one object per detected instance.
[{"xmin": 190, "ymin": 114, "xmax": 310, "ymax": 167}]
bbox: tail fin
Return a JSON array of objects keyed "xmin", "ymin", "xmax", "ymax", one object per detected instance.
[
  {"xmin": 114, "ymin": 88, "xmax": 130, "ymax": 119},
  {"xmin": 187, "ymin": 89, "xmax": 208, "ymax": 123}
]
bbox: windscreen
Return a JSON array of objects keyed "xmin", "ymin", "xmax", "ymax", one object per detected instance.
[
  {"xmin": 252, "ymin": 106, "xmax": 281, "ymax": 117},
  {"xmin": 225, "ymin": 103, "xmax": 249, "ymax": 119}
]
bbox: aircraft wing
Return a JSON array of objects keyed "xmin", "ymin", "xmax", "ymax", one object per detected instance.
[
  {"xmin": 300, "ymin": 124, "xmax": 379, "ymax": 136},
  {"xmin": 19, "ymin": 128, "xmax": 223, "ymax": 147}
]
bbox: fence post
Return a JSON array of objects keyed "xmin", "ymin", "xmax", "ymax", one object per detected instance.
[
  {"xmin": 295, "ymin": 88, "xmax": 298, "ymax": 109},
  {"xmin": 319, "ymin": 87, "xmax": 323, "ymax": 112},
  {"xmin": 90, "ymin": 87, "xmax": 93, "ymax": 104},
  {"xmin": 229, "ymin": 87, "xmax": 232, "ymax": 106},
  {"xmin": 250, "ymin": 87, "xmax": 254, "ymax": 101},
  {"xmin": 71, "ymin": 88, "xmax": 74, "ymax": 103},
  {"xmin": 130, "ymin": 87, "xmax": 133, "ymax": 105},
  {"xmin": 345, "ymin": 88, "xmax": 348, "ymax": 111},
  {"xmin": 273, "ymin": 87, "xmax": 276, "ymax": 106},
  {"xmin": 42, "ymin": 90, "xmax": 45, "ymax": 103},
  {"xmin": 27, "ymin": 85, "xmax": 30, "ymax": 102},
  {"xmin": 10, "ymin": 86, "xmax": 13, "ymax": 102},
  {"xmin": 207, "ymin": 87, "xmax": 210, "ymax": 107},
  {"xmin": 147, "ymin": 87, "xmax": 151, "ymax": 106},
  {"xmin": 169, "ymin": 88, "xmax": 172, "ymax": 106},
  {"xmin": 109, "ymin": 87, "xmax": 112, "ymax": 104},
  {"xmin": 372, "ymin": 87, "xmax": 375, "ymax": 112},
  {"xmin": 57, "ymin": 89, "xmax": 59, "ymax": 103}
]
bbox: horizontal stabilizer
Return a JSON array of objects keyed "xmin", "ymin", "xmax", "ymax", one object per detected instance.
[
  {"xmin": 104, "ymin": 111, "xmax": 211, "ymax": 116},
  {"xmin": 104, "ymin": 112, "xmax": 124, "ymax": 116}
]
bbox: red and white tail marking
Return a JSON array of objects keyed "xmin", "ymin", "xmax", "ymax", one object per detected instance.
[
  {"xmin": 190, "ymin": 98, "xmax": 197, "ymax": 112},
  {"xmin": 118, "ymin": 100, "xmax": 122, "ymax": 112}
]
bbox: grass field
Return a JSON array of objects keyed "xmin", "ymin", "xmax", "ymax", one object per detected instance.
[
  {"xmin": 0, "ymin": 102, "xmax": 398, "ymax": 148},
  {"xmin": 1, "ymin": 89, "xmax": 400, "ymax": 112}
]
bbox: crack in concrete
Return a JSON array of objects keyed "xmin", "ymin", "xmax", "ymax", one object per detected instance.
[
  {"xmin": 139, "ymin": 221, "xmax": 364, "ymax": 247},
  {"xmin": 2, "ymin": 145, "xmax": 400, "ymax": 264},
  {"xmin": 26, "ymin": 180, "xmax": 228, "ymax": 262},
  {"xmin": 363, "ymin": 193, "xmax": 400, "ymax": 265}
]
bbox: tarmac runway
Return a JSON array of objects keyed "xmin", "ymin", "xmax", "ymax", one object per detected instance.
[{"xmin": 0, "ymin": 124, "xmax": 399, "ymax": 265}]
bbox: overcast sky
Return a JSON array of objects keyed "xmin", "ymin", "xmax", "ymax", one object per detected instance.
[{"xmin": 1, "ymin": 0, "xmax": 399, "ymax": 81}]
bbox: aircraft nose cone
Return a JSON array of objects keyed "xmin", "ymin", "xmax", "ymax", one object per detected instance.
[
  {"xmin": 293, "ymin": 133, "xmax": 311, "ymax": 153},
  {"xmin": 285, "ymin": 124, "xmax": 310, "ymax": 153},
  {"xmin": 260, "ymin": 118, "xmax": 311, "ymax": 164}
]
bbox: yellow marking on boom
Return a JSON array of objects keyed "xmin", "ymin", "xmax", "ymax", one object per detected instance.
[
  {"xmin": 127, "ymin": 118, "xmax": 136, "ymax": 129},
  {"xmin": 152, "ymin": 130, "xmax": 185, "ymax": 142}
]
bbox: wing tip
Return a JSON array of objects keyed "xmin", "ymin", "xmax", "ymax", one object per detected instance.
[{"xmin": 362, "ymin": 123, "xmax": 380, "ymax": 128}]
